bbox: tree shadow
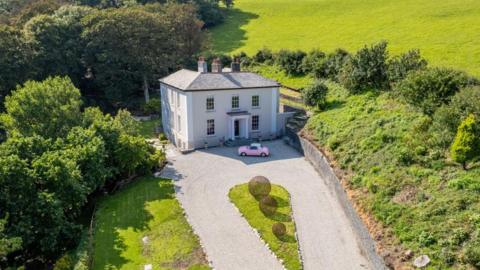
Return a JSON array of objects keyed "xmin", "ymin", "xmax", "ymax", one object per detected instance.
[
  {"xmin": 325, "ymin": 100, "xmax": 345, "ymax": 110},
  {"xmin": 277, "ymin": 234, "xmax": 297, "ymax": 243},
  {"xmin": 93, "ymin": 177, "xmax": 175, "ymax": 270},
  {"xmin": 267, "ymin": 211, "xmax": 292, "ymax": 223},
  {"xmin": 211, "ymin": 8, "xmax": 259, "ymax": 54}
]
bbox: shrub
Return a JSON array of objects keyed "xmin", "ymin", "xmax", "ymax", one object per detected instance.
[
  {"xmin": 448, "ymin": 176, "xmax": 480, "ymax": 191},
  {"xmin": 272, "ymin": 222, "xmax": 286, "ymax": 238},
  {"xmin": 395, "ymin": 67, "xmax": 474, "ymax": 115},
  {"xmin": 463, "ymin": 239, "xmax": 480, "ymax": 268},
  {"xmin": 275, "ymin": 49, "xmax": 307, "ymax": 75},
  {"xmin": 53, "ymin": 253, "xmax": 74, "ymax": 270},
  {"xmin": 432, "ymin": 86, "xmax": 480, "ymax": 144},
  {"xmin": 302, "ymin": 80, "xmax": 328, "ymax": 109},
  {"xmin": 450, "ymin": 114, "xmax": 480, "ymax": 169},
  {"xmin": 253, "ymin": 47, "xmax": 274, "ymax": 64},
  {"xmin": 259, "ymin": 195, "xmax": 278, "ymax": 216},
  {"xmin": 339, "ymin": 41, "xmax": 389, "ymax": 93},
  {"xmin": 315, "ymin": 48, "xmax": 350, "ymax": 81},
  {"xmin": 301, "ymin": 49, "xmax": 326, "ymax": 74},
  {"xmin": 248, "ymin": 176, "xmax": 271, "ymax": 199},
  {"xmin": 387, "ymin": 49, "xmax": 428, "ymax": 85},
  {"xmin": 143, "ymin": 98, "xmax": 161, "ymax": 115}
]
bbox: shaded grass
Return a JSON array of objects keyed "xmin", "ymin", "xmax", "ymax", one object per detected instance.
[
  {"xmin": 228, "ymin": 183, "xmax": 302, "ymax": 270},
  {"xmin": 137, "ymin": 119, "xmax": 160, "ymax": 139},
  {"xmin": 93, "ymin": 177, "xmax": 210, "ymax": 270},
  {"xmin": 211, "ymin": 0, "xmax": 480, "ymax": 76}
]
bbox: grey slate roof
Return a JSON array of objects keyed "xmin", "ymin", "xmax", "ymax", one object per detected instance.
[{"xmin": 159, "ymin": 69, "xmax": 280, "ymax": 91}]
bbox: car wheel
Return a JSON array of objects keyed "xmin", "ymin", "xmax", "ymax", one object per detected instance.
[
  {"xmin": 261, "ymin": 153, "xmax": 267, "ymax": 157},
  {"xmin": 241, "ymin": 152, "xmax": 247, "ymax": 156}
]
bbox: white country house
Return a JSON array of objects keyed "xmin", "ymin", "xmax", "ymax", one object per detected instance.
[{"xmin": 159, "ymin": 58, "xmax": 292, "ymax": 150}]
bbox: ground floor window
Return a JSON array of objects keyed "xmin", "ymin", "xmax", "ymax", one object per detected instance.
[
  {"xmin": 207, "ymin": 119, "xmax": 215, "ymax": 135},
  {"xmin": 177, "ymin": 115, "xmax": 181, "ymax": 132},
  {"xmin": 252, "ymin": 115, "xmax": 259, "ymax": 131}
]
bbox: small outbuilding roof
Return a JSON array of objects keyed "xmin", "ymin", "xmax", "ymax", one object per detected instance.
[{"xmin": 159, "ymin": 69, "xmax": 280, "ymax": 91}]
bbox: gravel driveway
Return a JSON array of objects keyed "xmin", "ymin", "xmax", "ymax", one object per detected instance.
[{"xmin": 161, "ymin": 140, "xmax": 379, "ymax": 270}]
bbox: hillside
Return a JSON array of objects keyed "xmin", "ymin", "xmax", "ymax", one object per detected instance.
[{"xmin": 211, "ymin": 0, "xmax": 480, "ymax": 76}]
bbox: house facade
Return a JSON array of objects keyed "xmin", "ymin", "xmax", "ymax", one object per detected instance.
[{"xmin": 159, "ymin": 58, "xmax": 291, "ymax": 150}]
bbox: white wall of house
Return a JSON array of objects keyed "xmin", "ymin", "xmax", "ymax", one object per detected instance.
[{"xmin": 161, "ymin": 83, "xmax": 281, "ymax": 150}]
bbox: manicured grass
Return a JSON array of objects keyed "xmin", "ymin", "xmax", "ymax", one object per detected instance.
[
  {"xmin": 228, "ymin": 183, "xmax": 302, "ymax": 270},
  {"xmin": 211, "ymin": 0, "xmax": 480, "ymax": 76},
  {"xmin": 137, "ymin": 119, "xmax": 160, "ymax": 139},
  {"xmin": 93, "ymin": 177, "xmax": 210, "ymax": 270}
]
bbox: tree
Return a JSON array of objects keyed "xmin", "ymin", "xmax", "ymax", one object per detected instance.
[
  {"xmin": 450, "ymin": 114, "xmax": 479, "ymax": 170},
  {"xmin": 1, "ymin": 76, "xmax": 82, "ymax": 139},
  {"xmin": 316, "ymin": 48, "xmax": 350, "ymax": 81},
  {"xmin": 395, "ymin": 67, "xmax": 475, "ymax": 115},
  {"xmin": 339, "ymin": 41, "xmax": 389, "ymax": 93},
  {"xmin": 301, "ymin": 49, "xmax": 326, "ymax": 75},
  {"xmin": 22, "ymin": 5, "xmax": 94, "ymax": 85},
  {"xmin": 0, "ymin": 25, "xmax": 31, "ymax": 104},
  {"xmin": 275, "ymin": 49, "xmax": 307, "ymax": 75},
  {"xmin": 302, "ymin": 80, "xmax": 328, "ymax": 109},
  {"xmin": 82, "ymin": 7, "xmax": 174, "ymax": 106},
  {"xmin": 12, "ymin": 0, "xmax": 64, "ymax": 26},
  {"xmin": 0, "ymin": 217, "xmax": 22, "ymax": 266},
  {"xmin": 387, "ymin": 49, "xmax": 428, "ymax": 85}
]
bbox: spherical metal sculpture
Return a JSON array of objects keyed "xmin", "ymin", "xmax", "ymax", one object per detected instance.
[
  {"xmin": 259, "ymin": 195, "xmax": 278, "ymax": 216},
  {"xmin": 272, "ymin": 222, "xmax": 286, "ymax": 238},
  {"xmin": 248, "ymin": 176, "xmax": 271, "ymax": 199}
]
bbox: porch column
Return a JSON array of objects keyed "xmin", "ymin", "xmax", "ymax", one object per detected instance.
[{"xmin": 244, "ymin": 117, "xmax": 249, "ymax": 139}]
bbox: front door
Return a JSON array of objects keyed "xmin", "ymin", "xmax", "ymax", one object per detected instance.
[{"xmin": 234, "ymin": 120, "xmax": 240, "ymax": 137}]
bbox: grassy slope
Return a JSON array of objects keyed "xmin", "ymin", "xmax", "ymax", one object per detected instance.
[
  {"xmin": 138, "ymin": 119, "xmax": 161, "ymax": 139},
  {"xmin": 229, "ymin": 184, "xmax": 302, "ymax": 270},
  {"xmin": 93, "ymin": 177, "xmax": 210, "ymax": 270},
  {"xmin": 211, "ymin": 0, "xmax": 480, "ymax": 76},
  {"xmin": 304, "ymin": 83, "xmax": 480, "ymax": 268}
]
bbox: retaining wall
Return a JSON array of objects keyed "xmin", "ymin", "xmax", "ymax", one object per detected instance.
[{"xmin": 297, "ymin": 137, "xmax": 387, "ymax": 269}]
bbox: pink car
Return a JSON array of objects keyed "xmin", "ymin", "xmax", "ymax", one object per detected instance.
[{"xmin": 238, "ymin": 143, "xmax": 270, "ymax": 157}]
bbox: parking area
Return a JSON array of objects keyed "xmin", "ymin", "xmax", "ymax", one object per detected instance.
[{"xmin": 161, "ymin": 140, "xmax": 377, "ymax": 270}]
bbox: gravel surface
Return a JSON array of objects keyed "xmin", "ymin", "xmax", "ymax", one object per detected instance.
[{"xmin": 161, "ymin": 140, "xmax": 376, "ymax": 270}]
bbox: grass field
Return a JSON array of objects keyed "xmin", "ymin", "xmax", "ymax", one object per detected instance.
[
  {"xmin": 93, "ymin": 177, "xmax": 210, "ymax": 270},
  {"xmin": 137, "ymin": 119, "xmax": 161, "ymax": 139},
  {"xmin": 211, "ymin": 0, "xmax": 480, "ymax": 76},
  {"xmin": 228, "ymin": 183, "xmax": 302, "ymax": 270}
]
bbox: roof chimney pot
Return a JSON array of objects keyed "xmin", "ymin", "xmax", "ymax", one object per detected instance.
[
  {"xmin": 198, "ymin": 56, "xmax": 208, "ymax": 72},
  {"xmin": 211, "ymin": 58, "xmax": 222, "ymax": 73},
  {"xmin": 231, "ymin": 58, "xmax": 241, "ymax": 72}
]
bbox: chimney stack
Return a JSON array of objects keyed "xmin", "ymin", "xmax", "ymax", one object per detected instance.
[
  {"xmin": 211, "ymin": 58, "xmax": 222, "ymax": 73},
  {"xmin": 231, "ymin": 58, "xmax": 241, "ymax": 72},
  {"xmin": 198, "ymin": 56, "xmax": 208, "ymax": 72}
]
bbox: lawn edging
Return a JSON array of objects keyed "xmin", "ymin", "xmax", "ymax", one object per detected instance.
[{"xmin": 296, "ymin": 136, "xmax": 386, "ymax": 269}]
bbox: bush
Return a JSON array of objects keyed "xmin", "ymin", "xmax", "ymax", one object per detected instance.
[
  {"xmin": 448, "ymin": 176, "xmax": 480, "ymax": 191},
  {"xmin": 259, "ymin": 195, "xmax": 278, "ymax": 216},
  {"xmin": 143, "ymin": 98, "xmax": 161, "ymax": 115},
  {"xmin": 315, "ymin": 48, "xmax": 350, "ymax": 81},
  {"xmin": 248, "ymin": 176, "xmax": 271, "ymax": 199},
  {"xmin": 302, "ymin": 80, "xmax": 328, "ymax": 109},
  {"xmin": 387, "ymin": 49, "xmax": 427, "ymax": 86},
  {"xmin": 463, "ymin": 239, "xmax": 480, "ymax": 268},
  {"xmin": 432, "ymin": 86, "xmax": 480, "ymax": 143},
  {"xmin": 253, "ymin": 47, "xmax": 274, "ymax": 64},
  {"xmin": 301, "ymin": 49, "xmax": 326, "ymax": 74},
  {"xmin": 339, "ymin": 41, "xmax": 389, "ymax": 93},
  {"xmin": 272, "ymin": 222, "xmax": 286, "ymax": 238},
  {"xmin": 275, "ymin": 49, "xmax": 307, "ymax": 75},
  {"xmin": 53, "ymin": 253, "xmax": 74, "ymax": 270},
  {"xmin": 395, "ymin": 67, "xmax": 474, "ymax": 115},
  {"xmin": 450, "ymin": 114, "xmax": 480, "ymax": 169}
]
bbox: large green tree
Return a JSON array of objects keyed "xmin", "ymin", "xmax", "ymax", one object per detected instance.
[
  {"xmin": 0, "ymin": 25, "xmax": 31, "ymax": 104},
  {"xmin": 1, "ymin": 76, "xmax": 82, "ymax": 139}
]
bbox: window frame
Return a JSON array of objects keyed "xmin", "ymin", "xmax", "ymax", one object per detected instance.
[
  {"xmin": 231, "ymin": 95, "xmax": 240, "ymax": 110},
  {"xmin": 206, "ymin": 96, "xmax": 215, "ymax": 111},
  {"xmin": 251, "ymin": 115, "xmax": 259, "ymax": 131},
  {"xmin": 207, "ymin": 119, "xmax": 215, "ymax": 136},
  {"xmin": 252, "ymin": 95, "xmax": 260, "ymax": 108}
]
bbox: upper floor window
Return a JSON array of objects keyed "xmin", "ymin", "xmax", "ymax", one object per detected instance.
[
  {"xmin": 252, "ymin": 115, "xmax": 259, "ymax": 131},
  {"xmin": 252, "ymin": 95, "xmax": 260, "ymax": 108},
  {"xmin": 176, "ymin": 92, "xmax": 180, "ymax": 107},
  {"xmin": 207, "ymin": 119, "xmax": 215, "ymax": 135},
  {"xmin": 232, "ymin": 95, "xmax": 239, "ymax": 110},
  {"xmin": 206, "ymin": 96, "xmax": 215, "ymax": 111},
  {"xmin": 170, "ymin": 90, "xmax": 175, "ymax": 105}
]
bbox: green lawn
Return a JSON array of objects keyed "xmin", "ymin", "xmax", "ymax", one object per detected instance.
[
  {"xmin": 93, "ymin": 177, "xmax": 210, "ymax": 270},
  {"xmin": 211, "ymin": 0, "xmax": 480, "ymax": 76},
  {"xmin": 228, "ymin": 184, "xmax": 302, "ymax": 270},
  {"xmin": 138, "ymin": 119, "xmax": 160, "ymax": 139}
]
